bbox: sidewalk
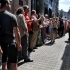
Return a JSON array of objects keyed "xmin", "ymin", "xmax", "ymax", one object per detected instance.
[{"xmin": 18, "ymin": 33, "xmax": 70, "ymax": 70}]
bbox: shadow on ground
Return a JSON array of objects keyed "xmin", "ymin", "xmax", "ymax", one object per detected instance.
[{"xmin": 60, "ymin": 40, "xmax": 70, "ymax": 70}]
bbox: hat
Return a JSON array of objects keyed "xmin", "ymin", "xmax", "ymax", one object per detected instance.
[
  {"xmin": 23, "ymin": 5, "xmax": 29, "ymax": 11},
  {"xmin": 45, "ymin": 14, "xmax": 48, "ymax": 17}
]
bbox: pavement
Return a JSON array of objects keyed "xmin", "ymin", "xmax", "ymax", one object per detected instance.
[{"xmin": 18, "ymin": 33, "xmax": 70, "ymax": 70}]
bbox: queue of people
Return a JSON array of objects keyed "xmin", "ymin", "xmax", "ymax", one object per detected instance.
[{"xmin": 0, "ymin": 0, "xmax": 70, "ymax": 70}]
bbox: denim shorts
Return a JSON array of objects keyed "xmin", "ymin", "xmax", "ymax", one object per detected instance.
[{"xmin": 1, "ymin": 42, "xmax": 18, "ymax": 63}]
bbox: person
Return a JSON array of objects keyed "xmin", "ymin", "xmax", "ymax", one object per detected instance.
[
  {"xmin": 48, "ymin": 18, "xmax": 53, "ymax": 42},
  {"xmin": 51, "ymin": 17, "xmax": 57, "ymax": 43},
  {"xmin": 36, "ymin": 13, "xmax": 43, "ymax": 46},
  {"xmin": 40, "ymin": 15, "xmax": 47, "ymax": 44},
  {"xmin": 30, "ymin": 10, "xmax": 40, "ymax": 49},
  {"xmin": 44, "ymin": 14, "xmax": 49, "ymax": 37},
  {"xmin": 0, "ymin": 0, "xmax": 22, "ymax": 70},
  {"xmin": 59, "ymin": 18, "xmax": 64, "ymax": 37},
  {"xmin": 66, "ymin": 20, "xmax": 70, "ymax": 41},
  {"xmin": 16, "ymin": 7, "xmax": 33, "ymax": 62},
  {"xmin": 63, "ymin": 19, "xmax": 67, "ymax": 35},
  {"xmin": 23, "ymin": 5, "xmax": 35, "ymax": 52}
]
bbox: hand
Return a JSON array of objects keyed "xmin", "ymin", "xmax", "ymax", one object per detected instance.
[
  {"xmin": 17, "ymin": 44, "xmax": 22, "ymax": 51},
  {"xmin": 31, "ymin": 19, "xmax": 34, "ymax": 22},
  {"xmin": 26, "ymin": 32, "xmax": 29, "ymax": 37}
]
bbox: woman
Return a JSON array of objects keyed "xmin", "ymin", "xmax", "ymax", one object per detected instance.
[
  {"xmin": 51, "ymin": 17, "xmax": 58, "ymax": 43},
  {"xmin": 44, "ymin": 14, "xmax": 49, "ymax": 36},
  {"xmin": 30, "ymin": 10, "xmax": 40, "ymax": 49},
  {"xmin": 41, "ymin": 16, "xmax": 47, "ymax": 44},
  {"xmin": 16, "ymin": 7, "xmax": 33, "ymax": 62}
]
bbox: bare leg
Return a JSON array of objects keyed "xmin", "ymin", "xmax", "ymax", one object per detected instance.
[
  {"xmin": 2, "ymin": 62, "xmax": 7, "ymax": 70},
  {"xmin": 10, "ymin": 63, "xmax": 17, "ymax": 70}
]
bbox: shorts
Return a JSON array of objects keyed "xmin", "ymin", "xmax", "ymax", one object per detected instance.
[
  {"xmin": 1, "ymin": 42, "xmax": 18, "ymax": 63},
  {"xmin": 49, "ymin": 27, "xmax": 53, "ymax": 33},
  {"xmin": 46, "ymin": 26, "xmax": 49, "ymax": 33}
]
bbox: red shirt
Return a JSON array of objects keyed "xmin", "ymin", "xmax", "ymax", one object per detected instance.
[
  {"xmin": 24, "ymin": 13, "xmax": 32, "ymax": 32},
  {"xmin": 68, "ymin": 20, "xmax": 70, "ymax": 24}
]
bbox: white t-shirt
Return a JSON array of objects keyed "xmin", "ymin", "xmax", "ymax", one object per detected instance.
[
  {"xmin": 31, "ymin": 15, "xmax": 37, "ymax": 21},
  {"xmin": 44, "ymin": 18, "xmax": 49, "ymax": 25},
  {"xmin": 49, "ymin": 21, "xmax": 53, "ymax": 28}
]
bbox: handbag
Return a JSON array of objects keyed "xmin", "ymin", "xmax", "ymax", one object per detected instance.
[
  {"xmin": 29, "ymin": 30, "xmax": 33, "ymax": 35},
  {"xmin": 53, "ymin": 28, "xmax": 57, "ymax": 31}
]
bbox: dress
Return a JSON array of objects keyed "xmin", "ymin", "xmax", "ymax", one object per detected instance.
[{"xmin": 41, "ymin": 21, "xmax": 46, "ymax": 41}]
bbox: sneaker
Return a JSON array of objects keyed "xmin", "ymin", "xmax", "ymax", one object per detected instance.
[
  {"xmin": 44, "ymin": 39, "xmax": 47, "ymax": 43},
  {"xmin": 24, "ymin": 59, "xmax": 33, "ymax": 62},
  {"xmin": 28, "ymin": 49, "xmax": 35, "ymax": 52}
]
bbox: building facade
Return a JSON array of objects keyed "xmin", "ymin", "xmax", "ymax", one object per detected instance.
[
  {"xmin": 44, "ymin": 0, "xmax": 59, "ymax": 17},
  {"xmin": 31, "ymin": 0, "xmax": 44, "ymax": 15},
  {"xmin": 44, "ymin": 0, "xmax": 49, "ymax": 15},
  {"xmin": 11, "ymin": 0, "xmax": 31, "ymax": 15},
  {"xmin": 52, "ymin": 0, "xmax": 59, "ymax": 17},
  {"xmin": 48, "ymin": 0, "xmax": 52, "ymax": 18},
  {"xmin": 10, "ymin": 0, "xmax": 59, "ymax": 17},
  {"xmin": 31, "ymin": 0, "xmax": 59, "ymax": 18}
]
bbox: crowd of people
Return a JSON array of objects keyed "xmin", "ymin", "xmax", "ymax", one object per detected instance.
[{"xmin": 0, "ymin": 0, "xmax": 70, "ymax": 70}]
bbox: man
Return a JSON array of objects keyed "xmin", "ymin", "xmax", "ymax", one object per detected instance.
[
  {"xmin": 44, "ymin": 14, "xmax": 49, "ymax": 37},
  {"xmin": 23, "ymin": 5, "xmax": 35, "ymax": 52},
  {"xmin": 30, "ymin": 10, "xmax": 40, "ymax": 49},
  {"xmin": 16, "ymin": 7, "xmax": 33, "ymax": 62},
  {"xmin": 67, "ymin": 20, "xmax": 70, "ymax": 41},
  {"xmin": 0, "ymin": 0, "xmax": 22, "ymax": 70},
  {"xmin": 59, "ymin": 18, "xmax": 64, "ymax": 37}
]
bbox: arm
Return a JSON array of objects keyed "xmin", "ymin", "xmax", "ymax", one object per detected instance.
[
  {"xmin": 58, "ymin": 21, "xmax": 60, "ymax": 26},
  {"xmin": 12, "ymin": 15, "xmax": 22, "ymax": 51},
  {"xmin": 31, "ymin": 15, "xmax": 40, "ymax": 24},
  {"xmin": 0, "ymin": 36, "xmax": 3, "ymax": 55},
  {"xmin": 13, "ymin": 27, "xmax": 22, "ymax": 51},
  {"xmin": 0, "ymin": 46, "xmax": 3, "ymax": 55},
  {"xmin": 0, "ymin": 32, "xmax": 3, "ymax": 55},
  {"xmin": 48, "ymin": 20, "xmax": 51, "ymax": 26}
]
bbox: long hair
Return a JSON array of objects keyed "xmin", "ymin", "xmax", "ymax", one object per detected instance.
[{"xmin": 16, "ymin": 7, "xmax": 24, "ymax": 15}]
